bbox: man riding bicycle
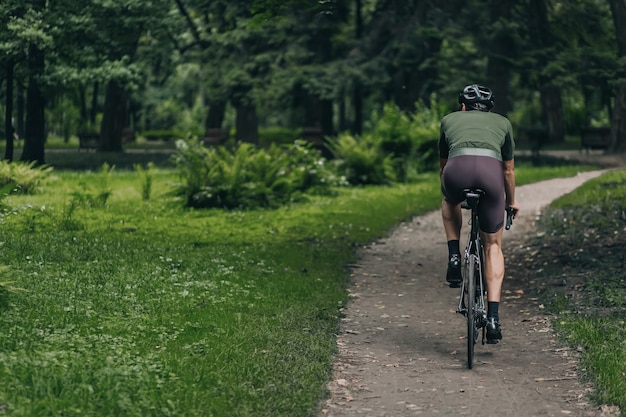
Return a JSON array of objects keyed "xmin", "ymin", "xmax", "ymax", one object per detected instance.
[{"xmin": 438, "ymin": 84, "xmax": 520, "ymax": 344}]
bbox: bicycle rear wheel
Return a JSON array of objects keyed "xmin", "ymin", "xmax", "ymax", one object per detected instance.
[{"xmin": 465, "ymin": 254, "xmax": 476, "ymax": 369}]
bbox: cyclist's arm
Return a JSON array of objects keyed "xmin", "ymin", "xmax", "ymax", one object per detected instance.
[
  {"xmin": 439, "ymin": 158, "xmax": 448, "ymax": 177},
  {"xmin": 438, "ymin": 130, "xmax": 449, "ymax": 177},
  {"xmin": 503, "ymin": 158, "xmax": 519, "ymax": 217}
]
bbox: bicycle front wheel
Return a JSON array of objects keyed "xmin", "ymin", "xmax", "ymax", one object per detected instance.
[{"xmin": 466, "ymin": 254, "xmax": 476, "ymax": 369}]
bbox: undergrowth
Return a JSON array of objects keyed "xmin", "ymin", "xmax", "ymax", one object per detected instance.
[{"xmin": 511, "ymin": 169, "xmax": 626, "ymax": 414}]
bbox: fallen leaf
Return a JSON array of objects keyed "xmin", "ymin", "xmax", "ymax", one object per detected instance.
[{"xmin": 336, "ymin": 378, "xmax": 348, "ymax": 387}]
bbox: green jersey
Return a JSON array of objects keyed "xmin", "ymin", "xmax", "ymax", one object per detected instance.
[{"xmin": 439, "ymin": 111, "xmax": 515, "ymax": 161}]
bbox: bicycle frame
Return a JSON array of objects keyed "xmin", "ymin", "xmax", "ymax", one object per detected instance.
[{"xmin": 456, "ymin": 190, "xmax": 488, "ymax": 368}]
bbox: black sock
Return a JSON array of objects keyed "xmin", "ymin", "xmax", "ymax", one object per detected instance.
[
  {"xmin": 447, "ymin": 240, "xmax": 460, "ymax": 257},
  {"xmin": 487, "ymin": 302, "xmax": 499, "ymax": 320}
]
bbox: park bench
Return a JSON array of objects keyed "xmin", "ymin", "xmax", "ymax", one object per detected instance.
[
  {"xmin": 78, "ymin": 133, "xmax": 99, "ymax": 151},
  {"xmin": 580, "ymin": 127, "xmax": 611, "ymax": 153},
  {"xmin": 516, "ymin": 126, "xmax": 548, "ymax": 157},
  {"xmin": 203, "ymin": 128, "xmax": 229, "ymax": 146},
  {"xmin": 302, "ymin": 127, "xmax": 324, "ymax": 146}
]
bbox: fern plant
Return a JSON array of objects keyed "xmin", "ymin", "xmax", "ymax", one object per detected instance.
[
  {"xmin": 134, "ymin": 162, "xmax": 156, "ymax": 201},
  {"xmin": 370, "ymin": 99, "xmax": 442, "ymax": 181},
  {"xmin": 172, "ymin": 139, "xmax": 340, "ymax": 209},
  {"xmin": 0, "ymin": 160, "xmax": 53, "ymax": 194},
  {"xmin": 69, "ymin": 163, "xmax": 113, "ymax": 209},
  {"xmin": 326, "ymin": 132, "xmax": 397, "ymax": 185}
]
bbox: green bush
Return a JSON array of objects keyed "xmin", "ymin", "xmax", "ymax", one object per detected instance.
[
  {"xmin": 171, "ymin": 139, "xmax": 343, "ymax": 209},
  {"xmin": 327, "ymin": 132, "xmax": 397, "ymax": 185},
  {"xmin": 328, "ymin": 100, "xmax": 441, "ymax": 185}
]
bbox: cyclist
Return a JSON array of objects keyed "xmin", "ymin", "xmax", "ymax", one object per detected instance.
[{"xmin": 438, "ymin": 84, "xmax": 520, "ymax": 344}]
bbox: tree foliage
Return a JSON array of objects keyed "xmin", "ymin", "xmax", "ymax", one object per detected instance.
[{"xmin": 2, "ymin": 0, "xmax": 626, "ymax": 160}]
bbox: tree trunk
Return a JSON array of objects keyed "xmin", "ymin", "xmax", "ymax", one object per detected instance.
[
  {"xmin": 235, "ymin": 104, "xmax": 258, "ymax": 144},
  {"xmin": 608, "ymin": 0, "xmax": 626, "ymax": 152},
  {"xmin": 526, "ymin": 0, "xmax": 565, "ymax": 142},
  {"xmin": 320, "ymin": 99, "xmax": 333, "ymax": 136},
  {"xmin": 353, "ymin": 0, "xmax": 363, "ymax": 135},
  {"xmin": 99, "ymin": 80, "xmax": 127, "ymax": 152},
  {"xmin": 611, "ymin": 85, "xmax": 626, "ymax": 152},
  {"xmin": 304, "ymin": 95, "xmax": 333, "ymax": 136},
  {"xmin": 338, "ymin": 93, "xmax": 348, "ymax": 132},
  {"xmin": 90, "ymin": 82, "xmax": 99, "ymax": 126},
  {"xmin": 17, "ymin": 82, "xmax": 24, "ymax": 138},
  {"xmin": 487, "ymin": 0, "xmax": 513, "ymax": 116},
  {"xmin": 4, "ymin": 59, "xmax": 15, "ymax": 161},
  {"xmin": 541, "ymin": 85, "xmax": 565, "ymax": 143},
  {"xmin": 79, "ymin": 84, "xmax": 88, "ymax": 128},
  {"xmin": 20, "ymin": 43, "xmax": 46, "ymax": 165},
  {"xmin": 353, "ymin": 83, "xmax": 363, "ymax": 136},
  {"xmin": 205, "ymin": 100, "xmax": 226, "ymax": 129}
]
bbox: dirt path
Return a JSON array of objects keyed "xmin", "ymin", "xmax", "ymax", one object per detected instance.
[{"xmin": 319, "ymin": 169, "xmax": 621, "ymax": 417}]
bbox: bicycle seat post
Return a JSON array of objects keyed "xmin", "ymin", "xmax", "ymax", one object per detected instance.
[{"xmin": 465, "ymin": 193, "xmax": 480, "ymax": 210}]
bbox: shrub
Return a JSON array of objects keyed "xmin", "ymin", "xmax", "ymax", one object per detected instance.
[
  {"xmin": 328, "ymin": 99, "xmax": 441, "ymax": 185},
  {"xmin": 372, "ymin": 100, "xmax": 441, "ymax": 180},
  {"xmin": 326, "ymin": 132, "xmax": 396, "ymax": 185},
  {"xmin": 329, "ymin": 100, "xmax": 441, "ymax": 184},
  {"xmin": 171, "ymin": 139, "xmax": 342, "ymax": 209}
]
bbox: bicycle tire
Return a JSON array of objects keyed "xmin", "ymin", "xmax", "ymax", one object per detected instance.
[{"xmin": 466, "ymin": 254, "xmax": 476, "ymax": 369}]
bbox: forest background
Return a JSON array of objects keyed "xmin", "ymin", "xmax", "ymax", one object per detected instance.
[{"xmin": 1, "ymin": 0, "xmax": 626, "ymax": 166}]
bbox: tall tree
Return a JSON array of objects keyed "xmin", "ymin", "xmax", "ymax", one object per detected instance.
[
  {"xmin": 608, "ymin": 0, "xmax": 626, "ymax": 151},
  {"xmin": 525, "ymin": 0, "xmax": 565, "ymax": 143},
  {"xmin": 485, "ymin": 0, "xmax": 518, "ymax": 116},
  {"xmin": 174, "ymin": 0, "xmax": 263, "ymax": 142},
  {"xmin": 20, "ymin": 0, "xmax": 48, "ymax": 165},
  {"xmin": 4, "ymin": 59, "xmax": 15, "ymax": 161},
  {"xmin": 90, "ymin": 0, "xmax": 166, "ymax": 151},
  {"xmin": 0, "ymin": 0, "xmax": 25, "ymax": 161}
]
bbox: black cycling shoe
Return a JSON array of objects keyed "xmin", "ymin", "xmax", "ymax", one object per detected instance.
[
  {"xmin": 486, "ymin": 318, "xmax": 502, "ymax": 344},
  {"xmin": 446, "ymin": 253, "xmax": 462, "ymax": 287}
]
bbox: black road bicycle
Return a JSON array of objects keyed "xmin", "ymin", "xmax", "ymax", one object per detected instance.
[{"xmin": 456, "ymin": 188, "xmax": 514, "ymax": 369}]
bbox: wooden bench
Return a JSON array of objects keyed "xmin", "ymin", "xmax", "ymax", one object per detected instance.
[
  {"xmin": 203, "ymin": 128, "xmax": 229, "ymax": 146},
  {"xmin": 580, "ymin": 127, "xmax": 611, "ymax": 153},
  {"xmin": 302, "ymin": 127, "xmax": 324, "ymax": 146},
  {"xmin": 78, "ymin": 133, "xmax": 99, "ymax": 151},
  {"xmin": 516, "ymin": 127, "xmax": 549, "ymax": 157}
]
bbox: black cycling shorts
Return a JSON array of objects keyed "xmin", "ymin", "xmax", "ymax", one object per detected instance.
[{"xmin": 441, "ymin": 155, "xmax": 505, "ymax": 233}]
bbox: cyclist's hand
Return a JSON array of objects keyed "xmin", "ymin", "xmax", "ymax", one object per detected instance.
[
  {"xmin": 505, "ymin": 203, "xmax": 519, "ymax": 230},
  {"xmin": 506, "ymin": 202, "xmax": 520, "ymax": 219}
]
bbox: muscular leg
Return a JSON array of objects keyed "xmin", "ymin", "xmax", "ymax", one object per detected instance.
[
  {"xmin": 480, "ymin": 229, "xmax": 504, "ymax": 302},
  {"xmin": 441, "ymin": 199, "xmax": 462, "ymax": 241}
]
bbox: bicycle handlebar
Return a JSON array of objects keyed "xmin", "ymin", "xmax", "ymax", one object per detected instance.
[{"xmin": 505, "ymin": 207, "xmax": 517, "ymax": 230}]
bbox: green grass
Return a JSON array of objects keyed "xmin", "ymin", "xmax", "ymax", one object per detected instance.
[
  {"xmin": 515, "ymin": 163, "xmax": 600, "ymax": 186},
  {"xmin": 554, "ymin": 318, "xmax": 626, "ymax": 409},
  {"xmin": 0, "ymin": 168, "xmax": 441, "ymax": 417},
  {"xmin": 525, "ymin": 169, "xmax": 626, "ymax": 414},
  {"xmin": 0, "ymin": 161, "xmax": 601, "ymax": 416}
]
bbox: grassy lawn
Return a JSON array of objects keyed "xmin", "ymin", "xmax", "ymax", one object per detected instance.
[{"xmin": 0, "ymin": 161, "xmax": 603, "ymax": 416}]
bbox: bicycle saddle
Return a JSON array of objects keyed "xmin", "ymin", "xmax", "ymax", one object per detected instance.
[{"xmin": 461, "ymin": 188, "xmax": 484, "ymax": 210}]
